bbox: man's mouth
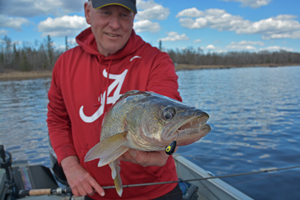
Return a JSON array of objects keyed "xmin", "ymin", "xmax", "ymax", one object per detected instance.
[{"xmin": 106, "ymin": 33, "xmax": 119, "ymax": 37}]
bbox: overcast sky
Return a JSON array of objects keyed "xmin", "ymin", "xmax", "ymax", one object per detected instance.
[{"xmin": 0, "ymin": 0, "xmax": 300, "ymax": 53}]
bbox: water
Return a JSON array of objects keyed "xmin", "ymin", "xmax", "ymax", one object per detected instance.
[
  {"xmin": 0, "ymin": 78, "xmax": 52, "ymax": 166},
  {"xmin": 0, "ymin": 66, "xmax": 300, "ymax": 199},
  {"xmin": 176, "ymin": 66, "xmax": 300, "ymax": 199}
]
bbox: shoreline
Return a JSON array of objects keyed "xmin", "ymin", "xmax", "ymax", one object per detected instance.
[
  {"xmin": 175, "ymin": 63, "xmax": 299, "ymax": 71},
  {"xmin": 0, "ymin": 70, "xmax": 53, "ymax": 81},
  {"xmin": 0, "ymin": 64, "xmax": 299, "ymax": 81}
]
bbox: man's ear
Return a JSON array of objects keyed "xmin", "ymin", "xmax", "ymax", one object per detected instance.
[
  {"xmin": 132, "ymin": 13, "xmax": 136, "ymax": 28},
  {"xmin": 84, "ymin": 2, "xmax": 91, "ymax": 25}
]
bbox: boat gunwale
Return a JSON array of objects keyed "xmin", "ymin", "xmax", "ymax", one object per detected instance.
[{"xmin": 173, "ymin": 154, "xmax": 254, "ymax": 200}]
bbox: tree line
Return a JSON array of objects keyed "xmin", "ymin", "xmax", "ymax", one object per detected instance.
[
  {"xmin": 166, "ymin": 47, "xmax": 300, "ymax": 66},
  {"xmin": 1, "ymin": 35, "xmax": 300, "ymax": 72},
  {"xmin": 0, "ymin": 35, "xmax": 71, "ymax": 72}
]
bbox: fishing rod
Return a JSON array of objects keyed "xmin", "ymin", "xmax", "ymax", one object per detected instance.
[
  {"xmin": 18, "ymin": 187, "xmax": 72, "ymax": 197},
  {"xmin": 102, "ymin": 164, "xmax": 300, "ymax": 189},
  {"xmin": 18, "ymin": 164, "xmax": 300, "ymax": 197}
]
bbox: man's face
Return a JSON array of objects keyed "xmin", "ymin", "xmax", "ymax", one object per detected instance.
[{"xmin": 85, "ymin": 3, "xmax": 135, "ymax": 56}]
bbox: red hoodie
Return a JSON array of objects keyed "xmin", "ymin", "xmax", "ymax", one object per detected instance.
[{"xmin": 47, "ymin": 27, "xmax": 182, "ymax": 200}]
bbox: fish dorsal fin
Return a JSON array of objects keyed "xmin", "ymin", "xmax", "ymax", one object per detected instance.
[
  {"xmin": 84, "ymin": 131, "xmax": 129, "ymax": 166},
  {"xmin": 109, "ymin": 160, "xmax": 123, "ymax": 196}
]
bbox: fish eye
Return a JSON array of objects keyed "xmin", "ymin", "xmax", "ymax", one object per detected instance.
[{"xmin": 162, "ymin": 107, "xmax": 176, "ymax": 120}]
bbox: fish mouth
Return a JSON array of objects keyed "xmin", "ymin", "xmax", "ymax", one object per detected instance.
[{"xmin": 163, "ymin": 111, "xmax": 211, "ymax": 146}]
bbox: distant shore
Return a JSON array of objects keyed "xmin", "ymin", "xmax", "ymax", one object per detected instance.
[
  {"xmin": 0, "ymin": 70, "xmax": 53, "ymax": 81},
  {"xmin": 0, "ymin": 63, "xmax": 299, "ymax": 81},
  {"xmin": 175, "ymin": 63, "xmax": 299, "ymax": 71}
]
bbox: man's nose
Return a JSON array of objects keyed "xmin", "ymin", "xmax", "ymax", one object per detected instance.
[{"xmin": 109, "ymin": 16, "xmax": 121, "ymax": 30}]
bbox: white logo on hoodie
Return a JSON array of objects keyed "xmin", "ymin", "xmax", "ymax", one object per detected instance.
[{"xmin": 79, "ymin": 69, "xmax": 128, "ymax": 123}]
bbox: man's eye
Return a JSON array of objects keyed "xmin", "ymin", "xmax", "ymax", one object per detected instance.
[
  {"xmin": 100, "ymin": 11, "xmax": 110, "ymax": 16},
  {"xmin": 121, "ymin": 13, "xmax": 130, "ymax": 18}
]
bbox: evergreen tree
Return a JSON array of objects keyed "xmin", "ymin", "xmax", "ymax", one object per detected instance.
[
  {"xmin": 0, "ymin": 52, "xmax": 4, "ymax": 72},
  {"xmin": 159, "ymin": 40, "xmax": 162, "ymax": 51},
  {"xmin": 21, "ymin": 49, "xmax": 30, "ymax": 71},
  {"xmin": 13, "ymin": 44, "xmax": 20, "ymax": 69},
  {"xmin": 65, "ymin": 36, "xmax": 69, "ymax": 51},
  {"xmin": 47, "ymin": 35, "xmax": 54, "ymax": 68}
]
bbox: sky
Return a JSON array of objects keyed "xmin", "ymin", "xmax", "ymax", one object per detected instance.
[{"xmin": 1, "ymin": 0, "xmax": 300, "ymax": 53}]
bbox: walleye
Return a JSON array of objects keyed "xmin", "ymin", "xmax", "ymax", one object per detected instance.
[{"xmin": 84, "ymin": 90, "xmax": 211, "ymax": 196}]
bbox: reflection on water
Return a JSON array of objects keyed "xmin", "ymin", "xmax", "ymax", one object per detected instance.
[{"xmin": 0, "ymin": 66, "xmax": 300, "ymax": 200}]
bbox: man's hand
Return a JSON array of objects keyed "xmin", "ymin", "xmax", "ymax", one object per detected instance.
[
  {"xmin": 61, "ymin": 156, "xmax": 105, "ymax": 197},
  {"xmin": 119, "ymin": 147, "xmax": 177, "ymax": 167}
]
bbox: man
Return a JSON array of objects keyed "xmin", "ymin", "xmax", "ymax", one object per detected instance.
[{"xmin": 47, "ymin": 0, "xmax": 183, "ymax": 199}]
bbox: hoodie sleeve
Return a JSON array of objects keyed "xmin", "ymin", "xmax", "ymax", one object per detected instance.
[
  {"xmin": 146, "ymin": 52, "xmax": 182, "ymax": 102},
  {"xmin": 47, "ymin": 55, "xmax": 77, "ymax": 165}
]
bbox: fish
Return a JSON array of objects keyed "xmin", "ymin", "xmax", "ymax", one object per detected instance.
[{"xmin": 84, "ymin": 90, "xmax": 211, "ymax": 196}]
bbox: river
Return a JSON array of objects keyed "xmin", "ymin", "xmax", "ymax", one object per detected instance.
[{"xmin": 0, "ymin": 66, "xmax": 300, "ymax": 200}]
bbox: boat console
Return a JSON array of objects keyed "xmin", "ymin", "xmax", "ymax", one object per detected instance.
[{"xmin": 0, "ymin": 145, "xmax": 63, "ymax": 200}]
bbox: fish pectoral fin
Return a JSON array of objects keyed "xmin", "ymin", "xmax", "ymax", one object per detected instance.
[
  {"xmin": 109, "ymin": 160, "xmax": 123, "ymax": 197},
  {"xmin": 98, "ymin": 145, "xmax": 129, "ymax": 167},
  {"xmin": 84, "ymin": 131, "xmax": 128, "ymax": 166}
]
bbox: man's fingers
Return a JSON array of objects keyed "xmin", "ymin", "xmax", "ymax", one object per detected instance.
[
  {"xmin": 143, "ymin": 151, "xmax": 168, "ymax": 167},
  {"xmin": 128, "ymin": 149, "xmax": 137, "ymax": 157},
  {"xmin": 133, "ymin": 150, "xmax": 168, "ymax": 167},
  {"xmin": 121, "ymin": 150, "xmax": 170, "ymax": 167},
  {"xmin": 90, "ymin": 179, "xmax": 105, "ymax": 197},
  {"xmin": 70, "ymin": 181, "xmax": 104, "ymax": 197},
  {"xmin": 82, "ymin": 182, "xmax": 95, "ymax": 197},
  {"xmin": 65, "ymin": 168, "xmax": 104, "ymax": 197},
  {"xmin": 71, "ymin": 188, "xmax": 79, "ymax": 197},
  {"xmin": 77, "ymin": 186, "xmax": 87, "ymax": 197},
  {"xmin": 119, "ymin": 151, "xmax": 137, "ymax": 163}
]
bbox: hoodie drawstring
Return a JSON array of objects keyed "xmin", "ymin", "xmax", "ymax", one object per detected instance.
[{"xmin": 103, "ymin": 59, "xmax": 112, "ymax": 116}]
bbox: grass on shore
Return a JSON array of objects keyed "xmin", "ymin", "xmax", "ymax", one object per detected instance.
[{"xmin": 0, "ymin": 70, "xmax": 53, "ymax": 81}]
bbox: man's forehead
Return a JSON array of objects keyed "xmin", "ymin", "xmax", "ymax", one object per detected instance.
[
  {"xmin": 98, "ymin": 4, "xmax": 132, "ymax": 13},
  {"xmin": 91, "ymin": 0, "xmax": 137, "ymax": 14}
]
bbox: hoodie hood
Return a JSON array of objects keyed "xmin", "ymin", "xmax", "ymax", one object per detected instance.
[{"xmin": 76, "ymin": 27, "xmax": 145, "ymax": 61}]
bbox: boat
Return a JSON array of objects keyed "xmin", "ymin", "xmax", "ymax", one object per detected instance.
[
  {"xmin": 0, "ymin": 145, "xmax": 253, "ymax": 200},
  {"xmin": 173, "ymin": 154, "xmax": 253, "ymax": 200}
]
